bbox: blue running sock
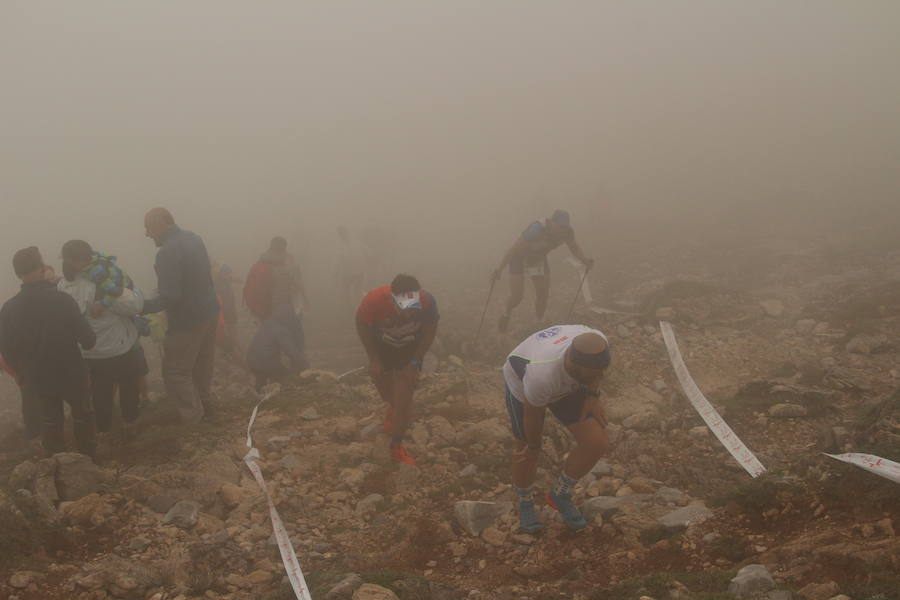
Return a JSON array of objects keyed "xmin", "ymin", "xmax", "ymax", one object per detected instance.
[
  {"xmin": 554, "ymin": 472, "xmax": 578, "ymax": 497},
  {"xmin": 516, "ymin": 487, "xmax": 541, "ymax": 533}
]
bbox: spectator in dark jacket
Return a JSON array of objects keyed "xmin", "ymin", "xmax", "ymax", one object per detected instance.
[
  {"xmin": 0, "ymin": 247, "xmax": 97, "ymax": 457},
  {"xmin": 142, "ymin": 208, "xmax": 219, "ymax": 424}
]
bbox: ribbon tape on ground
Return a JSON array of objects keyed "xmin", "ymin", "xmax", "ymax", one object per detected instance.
[
  {"xmin": 243, "ymin": 385, "xmax": 313, "ymax": 600},
  {"xmin": 824, "ymin": 453, "xmax": 900, "ymax": 485},
  {"xmin": 659, "ymin": 321, "xmax": 767, "ymax": 478}
]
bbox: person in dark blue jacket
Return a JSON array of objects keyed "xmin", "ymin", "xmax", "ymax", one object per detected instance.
[{"xmin": 142, "ymin": 208, "xmax": 219, "ymax": 424}]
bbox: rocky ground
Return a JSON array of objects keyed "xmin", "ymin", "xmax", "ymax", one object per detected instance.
[{"xmin": 0, "ymin": 235, "xmax": 898, "ymax": 600}]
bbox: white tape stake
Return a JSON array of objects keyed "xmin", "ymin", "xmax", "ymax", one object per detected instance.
[
  {"xmin": 660, "ymin": 321, "xmax": 767, "ymax": 478},
  {"xmin": 565, "ymin": 258, "xmax": 643, "ymax": 317},
  {"xmin": 243, "ymin": 385, "xmax": 313, "ymax": 600},
  {"xmin": 337, "ymin": 365, "xmax": 366, "ymax": 382},
  {"xmin": 824, "ymin": 453, "xmax": 900, "ymax": 485},
  {"xmin": 565, "ymin": 257, "xmax": 594, "ymax": 304}
]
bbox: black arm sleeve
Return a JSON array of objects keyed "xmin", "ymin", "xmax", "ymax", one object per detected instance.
[{"xmin": 65, "ymin": 295, "xmax": 97, "ymax": 351}]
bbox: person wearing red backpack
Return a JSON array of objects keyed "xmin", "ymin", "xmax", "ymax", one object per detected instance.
[
  {"xmin": 244, "ymin": 237, "xmax": 309, "ymax": 385},
  {"xmin": 244, "ymin": 237, "xmax": 310, "ymax": 320}
]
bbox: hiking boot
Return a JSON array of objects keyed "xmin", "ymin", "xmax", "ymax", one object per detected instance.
[
  {"xmin": 517, "ymin": 499, "xmax": 542, "ymax": 534},
  {"xmin": 390, "ymin": 444, "xmax": 416, "ymax": 466},
  {"xmin": 382, "ymin": 405, "xmax": 395, "ymax": 434},
  {"xmin": 498, "ymin": 313, "xmax": 511, "ymax": 333},
  {"xmin": 546, "ymin": 491, "xmax": 587, "ymax": 530}
]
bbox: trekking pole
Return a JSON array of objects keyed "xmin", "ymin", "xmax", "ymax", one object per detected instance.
[
  {"xmin": 565, "ymin": 262, "xmax": 592, "ymax": 321},
  {"xmin": 475, "ymin": 276, "xmax": 497, "ymax": 338}
]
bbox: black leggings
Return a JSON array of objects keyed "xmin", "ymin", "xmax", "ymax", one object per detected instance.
[{"xmin": 87, "ymin": 347, "xmax": 141, "ymax": 432}]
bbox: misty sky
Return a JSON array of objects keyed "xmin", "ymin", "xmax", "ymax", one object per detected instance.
[{"xmin": 2, "ymin": 1, "xmax": 899, "ymax": 297}]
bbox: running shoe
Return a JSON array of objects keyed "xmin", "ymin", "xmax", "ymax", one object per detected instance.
[
  {"xmin": 546, "ymin": 490, "xmax": 587, "ymax": 530},
  {"xmin": 390, "ymin": 443, "xmax": 416, "ymax": 465},
  {"xmin": 517, "ymin": 499, "xmax": 543, "ymax": 534}
]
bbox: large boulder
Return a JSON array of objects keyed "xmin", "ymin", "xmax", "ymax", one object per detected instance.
[
  {"xmin": 54, "ymin": 453, "xmax": 103, "ymax": 501},
  {"xmin": 8, "ymin": 460, "xmax": 38, "ymax": 490},
  {"xmin": 453, "ymin": 501, "xmax": 512, "ymax": 536},
  {"xmin": 728, "ymin": 564, "xmax": 775, "ymax": 598}
]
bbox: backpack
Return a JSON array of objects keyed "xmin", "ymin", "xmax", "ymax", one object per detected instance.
[{"xmin": 243, "ymin": 262, "xmax": 274, "ymax": 319}]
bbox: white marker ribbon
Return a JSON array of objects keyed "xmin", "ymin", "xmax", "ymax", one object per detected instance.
[
  {"xmin": 243, "ymin": 385, "xmax": 313, "ymax": 600},
  {"xmin": 565, "ymin": 258, "xmax": 643, "ymax": 317},
  {"xmin": 660, "ymin": 321, "xmax": 767, "ymax": 478},
  {"xmin": 824, "ymin": 453, "xmax": 900, "ymax": 485},
  {"xmin": 565, "ymin": 257, "xmax": 594, "ymax": 305}
]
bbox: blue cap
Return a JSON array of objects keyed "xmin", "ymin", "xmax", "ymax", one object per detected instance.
[{"xmin": 551, "ymin": 209, "xmax": 570, "ymax": 227}]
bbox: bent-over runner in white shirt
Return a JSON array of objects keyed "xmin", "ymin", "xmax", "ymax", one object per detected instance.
[
  {"xmin": 503, "ymin": 324, "xmax": 607, "ymax": 408},
  {"xmin": 501, "ymin": 324, "xmax": 612, "ymax": 534}
]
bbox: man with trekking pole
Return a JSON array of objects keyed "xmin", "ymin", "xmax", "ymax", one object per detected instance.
[{"xmin": 491, "ymin": 210, "xmax": 593, "ymax": 333}]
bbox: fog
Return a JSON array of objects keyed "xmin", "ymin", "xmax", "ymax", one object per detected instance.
[{"xmin": 2, "ymin": 1, "xmax": 899, "ymax": 303}]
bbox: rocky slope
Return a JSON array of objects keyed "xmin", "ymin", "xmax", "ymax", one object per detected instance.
[{"xmin": 0, "ymin": 239, "xmax": 898, "ymax": 600}]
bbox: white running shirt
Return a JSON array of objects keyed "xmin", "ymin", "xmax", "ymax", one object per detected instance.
[{"xmin": 502, "ymin": 325, "xmax": 607, "ymax": 407}]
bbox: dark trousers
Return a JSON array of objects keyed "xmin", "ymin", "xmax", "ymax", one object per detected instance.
[
  {"xmin": 21, "ymin": 385, "xmax": 42, "ymax": 440},
  {"xmin": 87, "ymin": 348, "xmax": 141, "ymax": 433},
  {"xmin": 40, "ymin": 381, "xmax": 96, "ymax": 457}
]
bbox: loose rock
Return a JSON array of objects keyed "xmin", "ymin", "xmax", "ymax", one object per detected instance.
[
  {"xmin": 453, "ymin": 501, "xmax": 512, "ymax": 536},
  {"xmin": 728, "ymin": 564, "xmax": 775, "ymax": 598},
  {"xmin": 163, "ymin": 500, "xmax": 201, "ymax": 529},
  {"xmin": 353, "ymin": 583, "xmax": 400, "ymax": 600},
  {"xmin": 326, "ymin": 573, "xmax": 364, "ymax": 599},
  {"xmin": 658, "ymin": 505, "xmax": 712, "ymax": 531}
]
